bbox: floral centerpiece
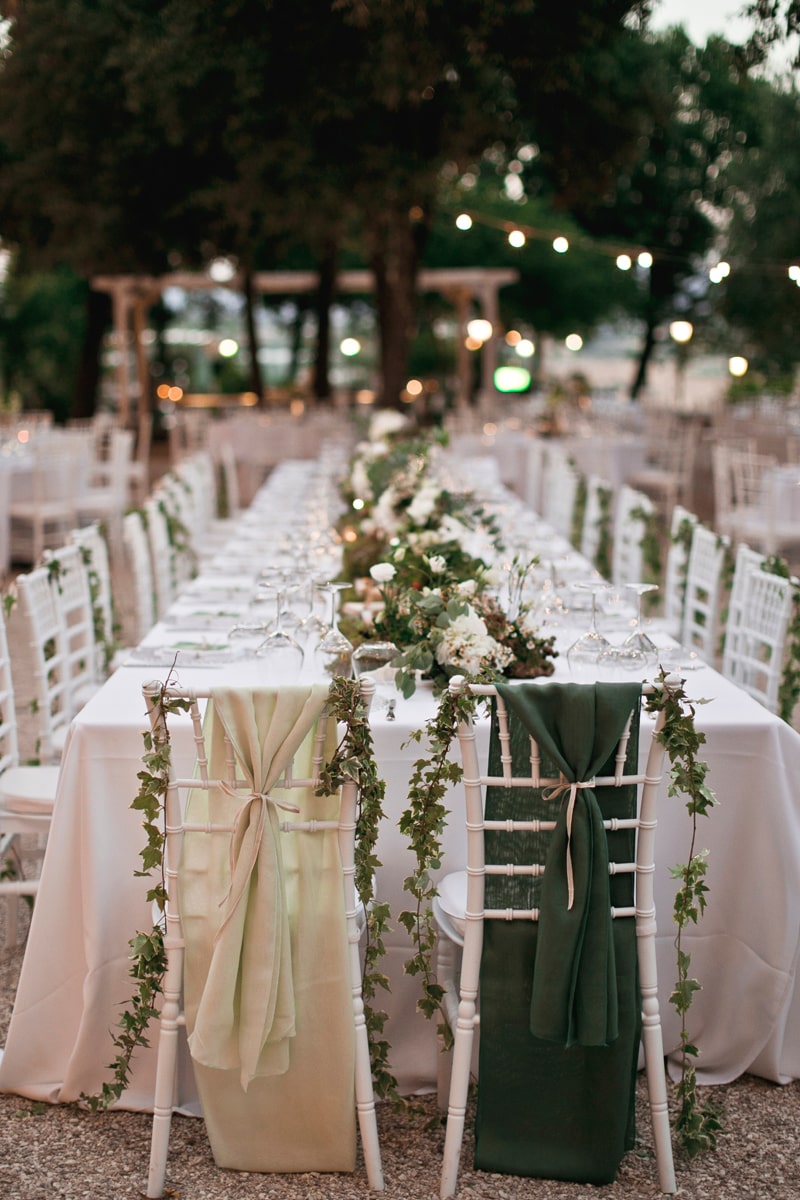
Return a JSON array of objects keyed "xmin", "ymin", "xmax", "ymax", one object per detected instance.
[{"xmin": 362, "ymin": 542, "xmax": 557, "ymax": 697}]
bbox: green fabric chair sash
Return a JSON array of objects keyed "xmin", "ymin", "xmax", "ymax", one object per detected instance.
[{"xmin": 474, "ymin": 680, "xmax": 643, "ymax": 1184}]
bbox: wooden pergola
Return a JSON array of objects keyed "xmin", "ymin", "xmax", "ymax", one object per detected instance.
[{"xmin": 91, "ymin": 267, "xmax": 520, "ymax": 423}]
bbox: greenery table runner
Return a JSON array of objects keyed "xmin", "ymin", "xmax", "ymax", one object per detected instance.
[{"xmin": 475, "ymin": 681, "xmax": 643, "ymax": 1184}]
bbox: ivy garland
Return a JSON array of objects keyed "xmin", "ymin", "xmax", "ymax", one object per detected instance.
[
  {"xmin": 594, "ymin": 484, "xmax": 614, "ymax": 582},
  {"xmin": 629, "ymin": 503, "xmax": 662, "ymax": 610},
  {"xmin": 397, "ymin": 684, "xmax": 483, "ymax": 1046},
  {"xmin": 645, "ymin": 670, "xmax": 721, "ymax": 1157},
  {"xmin": 316, "ymin": 677, "xmax": 397, "ymax": 1103},
  {"xmin": 81, "ymin": 676, "xmax": 187, "ymax": 1112},
  {"xmin": 401, "ymin": 672, "xmax": 720, "ymax": 1160},
  {"xmin": 569, "ymin": 470, "xmax": 588, "ymax": 550},
  {"xmin": 672, "ymin": 515, "xmax": 696, "ymax": 617}
]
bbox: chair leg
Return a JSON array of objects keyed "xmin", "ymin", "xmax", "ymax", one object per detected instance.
[
  {"xmin": 639, "ymin": 935, "xmax": 677, "ymax": 1194},
  {"xmin": 435, "ymin": 933, "xmax": 459, "ymax": 1110},
  {"xmin": 440, "ymin": 992, "xmax": 478, "ymax": 1200},
  {"xmin": 352, "ymin": 989, "xmax": 384, "ymax": 1191},
  {"xmin": 146, "ymin": 940, "xmax": 183, "ymax": 1199}
]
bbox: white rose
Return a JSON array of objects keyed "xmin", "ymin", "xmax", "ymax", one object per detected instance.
[
  {"xmin": 456, "ymin": 579, "xmax": 477, "ymax": 597},
  {"xmin": 370, "ymin": 562, "xmax": 397, "ymax": 584},
  {"xmin": 428, "ymin": 554, "xmax": 447, "ymax": 574}
]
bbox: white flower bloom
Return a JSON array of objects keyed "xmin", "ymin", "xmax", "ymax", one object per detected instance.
[
  {"xmin": 428, "ymin": 554, "xmax": 447, "ymax": 574},
  {"xmin": 435, "ymin": 609, "xmax": 513, "ymax": 677},
  {"xmin": 455, "ymin": 579, "xmax": 477, "ymax": 597},
  {"xmin": 369, "ymin": 410, "xmax": 408, "ymax": 441},
  {"xmin": 407, "ymin": 484, "xmax": 439, "ymax": 525},
  {"xmin": 350, "ymin": 459, "xmax": 372, "ymax": 499},
  {"xmin": 370, "ymin": 562, "xmax": 397, "ymax": 584},
  {"xmin": 438, "ymin": 513, "xmax": 470, "ymax": 541}
]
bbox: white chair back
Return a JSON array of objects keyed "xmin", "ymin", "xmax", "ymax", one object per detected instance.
[
  {"xmin": 141, "ymin": 679, "xmax": 383, "ymax": 1198},
  {"xmin": 661, "ymin": 505, "xmax": 699, "ymax": 639},
  {"xmin": 721, "ymin": 566, "xmax": 795, "ymax": 713},
  {"xmin": 680, "ymin": 523, "xmax": 729, "ymax": 664},
  {"xmin": 122, "ymin": 510, "xmax": 157, "ymax": 642},
  {"xmin": 611, "ymin": 485, "xmax": 654, "ymax": 589},
  {"xmin": 435, "ymin": 678, "xmax": 676, "ymax": 1199},
  {"xmin": 580, "ymin": 475, "xmax": 612, "ymax": 569},
  {"xmin": 45, "ymin": 542, "xmax": 101, "ymax": 705},
  {"xmin": 15, "ymin": 565, "xmax": 73, "ymax": 762},
  {"xmin": 540, "ymin": 448, "xmax": 580, "ymax": 540}
]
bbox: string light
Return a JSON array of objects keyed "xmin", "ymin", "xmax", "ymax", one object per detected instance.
[
  {"xmin": 553, "ymin": 236, "xmax": 569, "ymax": 254},
  {"xmin": 508, "ymin": 229, "xmax": 526, "ymax": 248},
  {"xmin": 616, "ymin": 254, "xmax": 632, "ymax": 271},
  {"xmin": 455, "ymin": 213, "xmax": 473, "ymax": 230}
]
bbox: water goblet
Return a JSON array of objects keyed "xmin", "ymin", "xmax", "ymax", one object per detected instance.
[
  {"xmin": 609, "ymin": 582, "xmax": 660, "ymax": 672},
  {"xmin": 255, "ymin": 582, "xmax": 304, "ymax": 675},
  {"xmin": 316, "ymin": 582, "xmax": 355, "ymax": 679},
  {"xmin": 566, "ymin": 583, "xmax": 613, "ymax": 680}
]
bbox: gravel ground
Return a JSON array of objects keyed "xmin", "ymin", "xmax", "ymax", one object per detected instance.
[{"xmin": 1, "ymin": 449, "xmax": 799, "ymax": 1199}]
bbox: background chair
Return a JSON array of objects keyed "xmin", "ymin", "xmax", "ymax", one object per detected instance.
[
  {"xmin": 679, "ymin": 523, "xmax": 729, "ymax": 664},
  {"xmin": 9, "ymin": 436, "xmax": 87, "ymax": 565},
  {"xmin": 540, "ymin": 447, "xmax": 580, "ymax": 541},
  {"xmin": 580, "ymin": 474, "xmax": 613, "ymax": 571},
  {"xmin": 720, "ymin": 565, "xmax": 795, "ymax": 714},
  {"xmin": 76, "ymin": 426, "xmax": 135, "ymax": 555},
  {"xmin": 15, "ymin": 563, "xmax": 74, "ymax": 762},
  {"xmin": 660, "ymin": 505, "xmax": 699, "ymax": 640},
  {"xmin": 611, "ymin": 484, "xmax": 655, "ymax": 589},
  {"xmin": 142, "ymin": 679, "xmax": 383, "ymax": 1198},
  {"xmin": 434, "ymin": 678, "xmax": 676, "ymax": 1198},
  {"xmin": 122, "ymin": 510, "xmax": 157, "ymax": 643},
  {"xmin": 0, "ymin": 599, "xmax": 60, "ymax": 945}
]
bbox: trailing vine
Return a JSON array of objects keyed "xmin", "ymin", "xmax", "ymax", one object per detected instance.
[
  {"xmin": 630, "ymin": 503, "xmax": 662, "ymax": 610},
  {"xmin": 763, "ymin": 554, "xmax": 800, "ymax": 724},
  {"xmin": 570, "ymin": 470, "xmax": 587, "ymax": 550},
  {"xmin": 398, "ymin": 684, "xmax": 483, "ymax": 1046},
  {"xmin": 316, "ymin": 676, "xmax": 397, "ymax": 1103},
  {"xmin": 645, "ymin": 669, "xmax": 721, "ymax": 1157},
  {"xmin": 594, "ymin": 484, "xmax": 614, "ymax": 581},
  {"xmin": 672, "ymin": 515, "xmax": 695, "ymax": 616},
  {"xmin": 81, "ymin": 674, "xmax": 188, "ymax": 1112}
]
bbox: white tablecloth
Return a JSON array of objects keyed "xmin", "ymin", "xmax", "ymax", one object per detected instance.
[{"xmin": 2, "ymin": 464, "xmax": 800, "ymax": 1113}]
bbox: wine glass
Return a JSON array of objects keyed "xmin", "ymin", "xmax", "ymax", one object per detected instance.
[
  {"xmin": 316, "ymin": 582, "xmax": 354, "ymax": 679},
  {"xmin": 602, "ymin": 582, "xmax": 660, "ymax": 672},
  {"xmin": 255, "ymin": 582, "xmax": 304, "ymax": 675},
  {"xmin": 566, "ymin": 583, "xmax": 612, "ymax": 679}
]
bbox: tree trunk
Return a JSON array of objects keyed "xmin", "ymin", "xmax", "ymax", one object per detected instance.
[
  {"xmin": 70, "ymin": 286, "xmax": 111, "ymax": 420},
  {"xmin": 313, "ymin": 243, "xmax": 338, "ymax": 403},
  {"xmin": 242, "ymin": 268, "xmax": 265, "ymax": 406},
  {"xmin": 369, "ymin": 214, "xmax": 426, "ymax": 408},
  {"xmin": 630, "ymin": 318, "xmax": 656, "ymax": 400}
]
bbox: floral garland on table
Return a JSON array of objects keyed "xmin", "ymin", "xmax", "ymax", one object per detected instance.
[
  {"xmin": 400, "ymin": 669, "xmax": 720, "ymax": 1158},
  {"xmin": 363, "ymin": 546, "xmax": 557, "ymax": 699},
  {"xmin": 84, "ymin": 675, "xmax": 397, "ymax": 1111},
  {"xmin": 337, "ymin": 410, "xmax": 503, "ymax": 591}
]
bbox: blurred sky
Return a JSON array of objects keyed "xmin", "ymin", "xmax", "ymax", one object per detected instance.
[
  {"xmin": 649, "ymin": 0, "xmax": 797, "ymax": 72},
  {"xmin": 649, "ymin": 0, "xmax": 754, "ymax": 45}
]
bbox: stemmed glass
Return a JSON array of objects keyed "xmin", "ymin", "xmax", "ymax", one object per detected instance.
[
  {"xmin": 255, "ymin": 581, "xmax": 304, "ymax": 674},
  {"xmin": 602, "ymin": 582, "xmax": 660, "ymax": 672},
  {"xmin": 316, "ymin": 582, "xmax": 354, "ymax": 678},
  {"xmin": 566, "ymin": 583, "xmax": 612, "ymax": 678}
]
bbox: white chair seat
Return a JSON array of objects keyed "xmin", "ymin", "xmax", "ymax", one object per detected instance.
[
  {"xmin": 0, "ymin": 765, "xmax": 59, "ymax": 814},
  {"xmin": 435, "ymin": 870, "xmax": 468, "ymax": 940}
]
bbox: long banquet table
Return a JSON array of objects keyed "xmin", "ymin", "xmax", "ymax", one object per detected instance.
[{"xmin": 2, "ymin": 457, "xmax": 800, "ymax": 1115}]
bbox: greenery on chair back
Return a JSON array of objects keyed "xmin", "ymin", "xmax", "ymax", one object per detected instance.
[
  {"xmin": 763, "ymin": 554, "xmax": 800, "ymax": 724},
  {"xmin": 401, "ymin": 671, "xmax": 720, "ymax": 1160},
  {"xmin": 85, "ymin": 675, "xmax": 397, "ymax": 1110}
]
